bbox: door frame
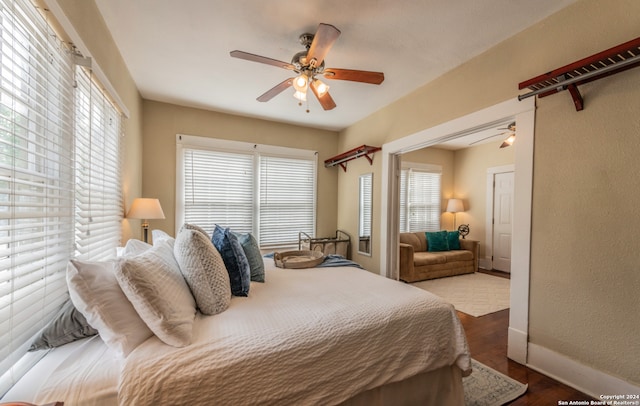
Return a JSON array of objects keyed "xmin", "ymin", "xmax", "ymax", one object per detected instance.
[
  {"xmin": 379, "ymin": 97, "xmax": 535, "ymax": 364},
  {"xmin": 484, "ymin": 165, "xmax": 515, "ymax": 271}
]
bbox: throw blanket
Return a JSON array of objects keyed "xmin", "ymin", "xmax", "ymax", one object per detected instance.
[
  {"xmin": 317, "ymin": 254, "xmax": 364, "ymax": 269},
  {"xmin": 119, "ymin": 264, "xmax": 471, "ymax": 406}
]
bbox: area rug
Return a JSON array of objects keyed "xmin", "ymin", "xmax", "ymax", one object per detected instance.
[
  {"xmin": 464, "ymin": 359, "xmax": 528, "ymax": 405},
  {"xmin": 411, "ymin": 272, "xmax": 510, "ymax": 317}
]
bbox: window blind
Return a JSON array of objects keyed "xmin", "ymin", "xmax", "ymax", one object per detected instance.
[
  {"xmin": 177, "ymin": 136, "xmax": 317, "ymax": 248},
  {"xmin": 182, "ymin": 148, "xmax": 254, "ymax": 234},
  {"xmin": 259, "ymin": 155, "xmax": 315, "ymax": 247},
  {"xmin": 0, "ymin": 1, "xmax": 124, "ymax": 395},
  {"xmin": 0, "ymin": 0, "xmax": 75, "ymax": 391},
  {"xmin": 74, "ymin": 66, "xmax": 122, "ymax": 261},
  {"xmin": 359, "ymin": 175, "xmax": 372, "ymax": 237},
  {"xmin": 399, "ymin": 165, "xmax": 442, "ymax": 232}
]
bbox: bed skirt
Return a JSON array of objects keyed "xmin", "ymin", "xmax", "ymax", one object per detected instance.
[{"xmin": 342, "ymin": 365, "xmax": 464, "ymax": 406}]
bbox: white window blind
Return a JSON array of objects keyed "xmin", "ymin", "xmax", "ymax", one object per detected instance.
[
  {"xmin": 0, "ymin": 0, "xmax": 75, "ymax": 392},
  {"xmin": 177, "ymin": 135, "xmax": 316, "ymax": 248},
  {"xmin": 0, "ymin": 0, "xmax": 124, "ymax": 395},
  {"xmin": 182, "ymin": 148, "xmax": 254, "ymax": 233},
  {"xmin": 259, "ymin": 155, "xmax": 315, "ymax": 247},
  {"xmin": 359, "ymin": 174, "xmax": 372, "ymax": 237},
  {"xmin": 74, "ymin": 66, "xmax": 122, "ymax": 260},
  {"xmin": 399, "ymin": 164, "xmax": 442, "ymax": 232}
]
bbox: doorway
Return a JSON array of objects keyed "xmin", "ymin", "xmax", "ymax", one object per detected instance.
[{"xmin": 379, "ymin": 97, "xmax": 535, "ymax": 363}]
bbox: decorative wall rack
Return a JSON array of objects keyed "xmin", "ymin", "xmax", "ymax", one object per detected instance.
[
  {"xmin": 324, "ymin": 144, "xmax": 381, "ymax": 172},
  {"xmin": 518, "ymin": 36, "xmax": 640, "ymax": 111}
]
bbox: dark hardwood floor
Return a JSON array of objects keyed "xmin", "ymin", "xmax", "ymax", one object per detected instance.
[{"xmin": 457, "ymin": 274, "xmax": 594, "ymax": 404}]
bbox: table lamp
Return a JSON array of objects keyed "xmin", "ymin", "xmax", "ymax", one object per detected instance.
[{"xmin": 126, "ymin": 198, "xmax": 165, "ymax": 243}]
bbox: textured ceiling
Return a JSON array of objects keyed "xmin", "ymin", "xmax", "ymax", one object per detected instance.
[{"xmin": 95, "ymin": 0, "xmax": 576, "ymax": 141}]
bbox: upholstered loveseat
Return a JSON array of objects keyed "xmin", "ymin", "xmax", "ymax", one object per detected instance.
[{"xmin": 399, "ymin": 231, "xmax": 479, "ymax": 282}]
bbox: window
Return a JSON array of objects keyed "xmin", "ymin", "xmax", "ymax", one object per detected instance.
[
  {"xmin": 177, "ymin": 135, "xmax": 317, "ymax": 248},
  {"xmin": 399, "ymin": 162, "xmax": 442, "ymax": 232},
  {"xmin": 0, "ymin": 0, "xmax": 123, "ymax": 394},
  {"xmin": 74, "ymin": 66, "xmax": 123, "ymax": 260}
]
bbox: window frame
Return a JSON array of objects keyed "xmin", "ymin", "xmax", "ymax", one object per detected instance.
[{"xmin": 176, "ymin": 134, "xmax": 317, "ymax": 248}]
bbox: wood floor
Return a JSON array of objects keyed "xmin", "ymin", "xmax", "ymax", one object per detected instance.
[{"xmin": 458, "ymin": 271, "xmax": 593, "ymax": 404}]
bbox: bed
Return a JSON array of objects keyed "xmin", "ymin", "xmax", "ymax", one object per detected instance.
[{"xmin": 2, "ymin": 227, "xmax": 471, "ymax": 406}]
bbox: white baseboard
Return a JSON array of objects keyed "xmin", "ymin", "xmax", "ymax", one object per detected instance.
[
  {"xmin": 527, "ymin": 343, "xmax": 640, "ymax": 399},
  {"xmin": 507, "ymin": 327, "xmax": 527, "ymax": 364}
]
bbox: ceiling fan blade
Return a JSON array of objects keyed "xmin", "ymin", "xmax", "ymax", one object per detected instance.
[
  {"xmin": 310, "ymin": 80, "xmax": 336, "ymax": 110},
  {"xmin": 257, "ymin": 78, "xmax": 293, "ymax": 102},
  {"xmin": 468, "ymin": 134, "xmax": 502, "ymax": 145},
  {"xmin": 230, "ymin": 50, "xmax": 295, "ymax": 71},
  {"xmin": 323, "ymin": 68, "xmax": 384, "ymax": 84},
  {"xmin": 306, "ymin": 23, "xmax": 341, "ymax": 67}
]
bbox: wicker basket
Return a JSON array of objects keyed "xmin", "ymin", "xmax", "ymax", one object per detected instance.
[{"xmin": 273, "ymin": 250, "xmax": 325, "ymax": 269}]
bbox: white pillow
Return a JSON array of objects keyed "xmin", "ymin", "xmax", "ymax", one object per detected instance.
[
  {"xmin": 151, "ymin": 229, "xmax": 173, "ymax": 245},
  {"xmin": 66, "ymin": 259, "xmax": 153, "ymax": 358},
  {"xmin": 174, "ymin": 227, "xmax": 231, "ymax": 315},
  {"xmin": 114, "ymin": 239, "xmax": 196, "ymax": 347},
  {"xmin": 122, "ymin": 238, "xmax": 152, "ymax": 256}
]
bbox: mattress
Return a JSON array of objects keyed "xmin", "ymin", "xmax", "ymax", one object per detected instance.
[
  {"xmin": 2, "ymin": 335, "xmax": 119, "ymax": 405},
  {"xmin": 119, "ymin": 262, "xmax": 471, "ymax": 405},
  {"xmin": 3, "ymin": 261, "xmax": 471, "ymax": 406}
]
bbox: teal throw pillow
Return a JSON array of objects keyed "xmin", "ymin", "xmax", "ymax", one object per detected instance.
[
  {"xmin": 426, "ymin": 231, "xmax": 449, "ymax": 252},
  {"xmin": 233, "ymin": 231, "xmax": 265, "ymax": 283},
  {"xmin": 447, "ymin": 230, "xmax": 461, "ymax": 250}
]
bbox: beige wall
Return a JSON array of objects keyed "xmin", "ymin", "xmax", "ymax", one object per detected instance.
[
  {"xmin": 337, "ymin": 0, "xmax": 640, "ymax": 388},
  {"xmin": 141, "ymin": 100, "xmax": 339, "ymax": 239},
  {"xmin": 56, "ymin": 0, "xmax": 144, "ymax": 243},
  {"xmin": 453, "ymin": 141, "xmax": 515, "ymax": 258}
]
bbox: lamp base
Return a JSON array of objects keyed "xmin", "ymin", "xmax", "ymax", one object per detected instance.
[{"xmin": 141, "ymin": 221, "xmax": 149, "ymax": 243}]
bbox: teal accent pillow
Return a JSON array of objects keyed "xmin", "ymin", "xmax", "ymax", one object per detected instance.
[
  {"xmin": 233, "ymin": 232, "xmax": 265, "ymax": 283},
  {"xmin": 447, "ymin": 231, "xmax": 461, "ymax": 250},
  {"xmin": 426, "ymin": 231, "xmax": 449, "ymax": 252}
]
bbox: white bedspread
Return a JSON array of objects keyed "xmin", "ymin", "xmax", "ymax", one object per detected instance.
[{"xmin": 119, "ymin": 264, "xmax": 471, "ymax": 405}]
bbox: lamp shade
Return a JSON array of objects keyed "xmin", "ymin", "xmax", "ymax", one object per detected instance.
[
  {"xmin": 126, "ymin": 198, "xmax": 165, "ymax": 220},
  {"xmin": 446, "ymin": 198, "xmax": 464, "ymax": 213}
]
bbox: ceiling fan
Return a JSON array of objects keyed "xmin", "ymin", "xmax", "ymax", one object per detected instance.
[
  {"xmin": 468, "ymin": 122, "xmax": 516, "ymax": 148},
  {"xmin": 230, "ymin": 23, "xmax": 384, "ymax": 111}
]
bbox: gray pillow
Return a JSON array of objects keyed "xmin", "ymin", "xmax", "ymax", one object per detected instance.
[
  {"xmin": 174, "ymin": 227, "xmax": 231, "ymax": 315},
  {"xmin": 29, "ymin": 299, "xmax": 98, "ymax": 351}
]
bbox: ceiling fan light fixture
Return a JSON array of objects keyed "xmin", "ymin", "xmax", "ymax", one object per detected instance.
[
  {"xmin": 293, "ymin": 90, "xmax": 307, "ymax": 102},
  {"xmin": 312, "ymin": 79, "xmax": 330, "ymax": 97},
  {"xmin": 293, "ymin": 74, "xmax": 308, "ymax": 92},
  {"xmin": 500, "ymin": 134, "xmax": 516, "ymax": 148}
]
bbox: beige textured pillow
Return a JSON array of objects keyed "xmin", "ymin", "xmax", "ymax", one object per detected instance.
[
  {"xmin": 114, "ymin": 239, "xmax": 196, "ymax": 347},
  {"xmin": 174, "ymin": 227, "xmax": 231, "ymax": 315}
]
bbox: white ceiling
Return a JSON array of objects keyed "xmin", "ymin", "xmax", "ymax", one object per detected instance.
[{"xmin": 94, "ymin": 0, "xmax": 576, "ymax": 142}]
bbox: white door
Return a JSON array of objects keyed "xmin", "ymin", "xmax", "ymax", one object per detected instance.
[{"xmin": 493, "ymin": 172, "xmax": 514, "ymax": 272}]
